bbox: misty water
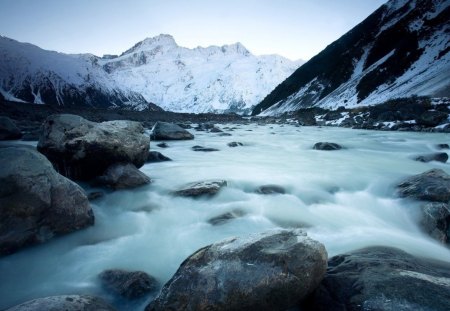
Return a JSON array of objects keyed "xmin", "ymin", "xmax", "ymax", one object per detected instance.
[{"xmin": 1, "ymin": 124, "xmax": 450, "ymax": 310}]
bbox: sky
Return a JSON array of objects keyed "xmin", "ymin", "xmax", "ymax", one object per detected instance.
[{"xmin": 0, "ymin": 0, "xmax": 387, "ymax": 61}]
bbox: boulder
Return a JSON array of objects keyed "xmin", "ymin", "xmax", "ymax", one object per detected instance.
[
  {"xmin": 301, "ymin": 247, "xmax": 450, "ymax": 311},
  {"xmin": 192, "ymin": 145, "xmax": 219, "ymax": 152},
  {"xmin": 414, "ymin": 152, "xmax": 448, "ymax": 163},
  {"xmin": 0, "ymin": 147, "xmax": 94, "ymax": 256},
  {"xmin": 99, "ymin": 269, "xmax": 159, "ymax": 299},
  {"xmin": 256, "ymin": 184, "xmax": 286, "ymax": 195},
  {"xmin": 173, "ymin": 180, "xmax": 227, "ymax": 198},
  {"xmin": 313, "ymin": 142, "xmax": 342, "ymax": 151},
  {"xmin": 0, "ymin": 116, "xmax": 22, "ymax": 140},
  {"xmin": 147, "ymin": 151, "xmax": 171, "ymax": 163},
  {"xmin": 94, "ymin": 163, "xmax": 151, "ymax": 190},
  {"xmin": 227, "ymin": 142, "xmax": 243, "ymax": 147},
  {"xmin": 417, "ymin": 111, "xmax": 449, "ymax": 127},
  {"xmin": 420, "ymin": 202, "xmax": 450, "ymax": 244},
  {"xmin": 151, "ymin": 122, "xmax": 194, "ymax": 140},
  {"xmin": 5, "ymin": 295, "xmax": 116, "ymax": 311},
  {"xmin": 396, "ymin": 169, "xmax": 450, "ymax": 203},
  {"xmin": 37, "ymin": 114, "xmax": 149, "ymax": 180},
  {"xmin": 207, "ymin": 209, "xmax": 246, "ymax": 226},
  {"xmin": 147, "ymin": 229, "xmax": 327, "ymax": 311}
]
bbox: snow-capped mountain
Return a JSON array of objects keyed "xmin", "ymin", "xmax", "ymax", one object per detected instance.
[
  {"xmin": 99, "ymin": 34, "xmax": 302, "ymax": 113},
  {"xmin": 0, "ymin": 35, "xmax": 301, "ymax": 113},
  {"xmin": 253, "ymin": 0, "xmax": 450, "ymax": 116},
  {"xmin": 0, "ymin": 36, "xmax": 150, "ymax": 110}
]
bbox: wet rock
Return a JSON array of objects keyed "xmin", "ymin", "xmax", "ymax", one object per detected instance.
[
  {"xmin": 227, "ymin": 142, "xmax": 243, "ymax": 147},
  {"xmin": 0, "ymin": 116, "xmax": 22, "ymax": 140},
  {"xmin": 210, "ymin": 127, "xmax": 223, "ymax": 133},
  {"xmin": 5, "ymin": 295, "xmax": 116, "ymax": 311},
  {"xmin": 313, "ymin": 142, "xmax": 342, "ymax": 150},
  {"xmin": 323, "ymin": 111, "xmax": 343, "ymax": 121},
  {"xmin": 147, "ymin": 151, "xmax": 171, "ymax": 163},
  {"xmin": 94, "ymin": 163, "xmax": 151, "ymax": 190},
  {"xmin": 417, "ymin": 111, "xmax": 449, "ymax": 127},
  {"xmin": 436, "ymin": 143, "xmax": 449, "ymax": 149},
  {"xmin": 218, "ymin": 132, "xmax": 232, "ymax": 137},
  {"xmin": 301, "ymin": 246, "xmax": 450, "ymax": 311},
  {"xmin": 156, "ymin": 142, "xmax": 169, "ymax": 148},
  {"xmin": 396, "ymin": 169, "xmax": 450, "ymax": 203},
  {"xmin": 420, "ymin": 202, "xmax": 450, "ymax": 244},
  {"xmin": 99, "ymin": 269, "xmax": 159, "ymax": 299},
  {"xmin": 151, "ymin": 122, "xmax": 194, "ymax": 140},
  {"xmin": 207, "ymin": 209, "xmax": 246, "ymax": 225},
  {"xmin": 37, "ymin": 114, "xmax": 149, "ymax": 180},
  {"xmin": 173, "ymin": 180, "xmax": 227, "ymax": 197},
  {"xmin": 256, "ymin": 184, "xmax": 286, "ymax": 195},
  {"xmin": 0, "ymin": 147, "xmax": 94, "ymax": 256},
  {"xmin": 192, "ymin": 145, "xmax": 219, "ymax": 152},
  {"xmin": 414, "ymin": 152, "xmax": 448, "ymax": 163},
  {"xmin": 87, "ymin": 191, "xmax": 104, "ymax": 201},
  {"xmin": 147, "ymin": 229, "xmax": 327, "ymax": 311}
]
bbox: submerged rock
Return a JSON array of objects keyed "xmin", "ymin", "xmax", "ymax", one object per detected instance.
[
  {"xmin": 147, "ymin": 229, "xmax": 327, "ymax": 311},
  {"xmin": 173, "ymin": 180, "xmax": 227, "ymax": 198},
  {"xmin": 414, "ymin": 152, "xmax": 448, "ymax": 163},
  {"xmin": 256, "ymin": 184, "xmax": 286, "ymax": 195},
  {"xmin": 313, "ymin": 142, "xmax": 342, "ymax": 150},
  {"xmin": 94, "ymin": 163, "xmax": 151, "ymax": 190},
  {"xmin": 99, "ymin": 269, "xmax": 159, "ymax": 299},
  {"xmin": 207, "ymin": 209, "xmax": 246, "ymax": 226},
  {"xmin": 436, "ymin": 143, "xmax": 449, "ymax": 149},
  {"xmin": 156, "ymin": 142, "xmax": 169, "ymax": 148},
  {"xmin": 0, "ymin": 147, "xmax": 94, "ymax": 256},
  {"xmin": 192, "ymin": 145, "xmax": 219, "ymax": 152},
  {"xmin": 37, "ymin": 114, "xmax": 149, "ymax": 180},
  {"xmin": 5, "ymin": 295, "xmax": 116, "ymax": 311},
  {"xmin": 227, "ymin": 142, "xmax": 243, "ymax": 147},
  {"xmin": 301, "ymin": 246, "xmax": 450, "ymax": 311},
  {"xmin": 151, "ymin": 122, "xmax": 194, "ymax": 140},
  {"xmin": 0, "ymin": 116, "xmax": 22, "ymax": 140},
  {"xmin": 147, "ymin": 151, "xmax": 171, "ymax": 163},
  {"xmin": 420, "ymin": 202, "xmax": 450, "ymax": 244},
  {"xmin": 396, "ymin": 169, "xmax": 450, "ymax": 203}
]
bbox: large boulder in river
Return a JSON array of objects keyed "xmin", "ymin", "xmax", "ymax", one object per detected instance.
[
  {"xmin": 0, "ymin": 116, "xmax": 22, "ymax": 140},
  {"xmin": 147, "ymin": 229, "xmax": 327, "ymax": 311},
  {"xmin": 396, "ymin": 169, "xmax": 450, "ymax": 203},
  {"xmin": 37, "ymin": 114, "xmax": 149, "ymax": 180},
  {"xmin": 0, "ymin": 147, "xmax": 94, "ymax": 256},
  {"xmin": 99, "ymin": 269, "xmax": 159, "ymax": 299},
  {"xmin": 94, "ymin": 163, "xmax": 151, "ymax": 190},
  {"xmin": 151, "ymin": 122, "xmax": 194, "ymax": 140},
  {"xmin": 5, "ymin": 295, "xmax": 116, "ymax": 311},
  {"xmin": 301, "ymin": 247, "xmax": 450, "ymax": 311},
  {"xmin": 420, "ymin": 202, "xmax": 450, "ymax": 244}
]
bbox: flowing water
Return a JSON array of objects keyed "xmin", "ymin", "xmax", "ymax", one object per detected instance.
[{"xmin": 1, "ymin": 124, "xmax": 449, "ymax": 310}]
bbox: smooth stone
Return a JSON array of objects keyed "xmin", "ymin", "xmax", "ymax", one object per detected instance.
[
  {"xmin": 156, "ymin": 142, "xmax": 169, "ymax": 148},
  {"xmin": 94, "ymin": 163, "xmax": 151, "ymax": 190},
  {"xmin": 0, "ymin": 147, "xmax": 94, "ymax": 256},
  {"xmin": 173, "ymin": 180, "xmax": 227, "ymax": 197},
  {"xmin": 99, "ymin": 269, "xmax": 159, "ymax": 299},
  {"xmin": 313, "ymin": 142, "xmax": 342, "ymax": 150},
  {"xmin": 192, "ymin": 145, "xmax": 219, "ymax": 152},
  {"xmin": 207, "ymin": 209, "xmax": 246, "ymax": 226},
  {"xmin": 147, "ymin": 229, "xmax": 327, "ymax": 311},
  {"xmin": 227, "ymin": 142, "xmax": 243, "ymax": 147},
  {"xmin": 256, "ymin": 184, "xmax": 286, "ymax": 195},
  {"xmin": 414, "ymin": 152, "xmax": 448, "ymax": 163},
  {"xmin": 147, "ymin": 151, "xmax": 171, "ymax": 163},
  {"xmin": 396, "ymin": 169, "xmax": 450, "ymax": 203},
  {"xmin": 151, "ymin": 122, "xmax": 194, "ymax": 140},
  {"xmin": 420, "ymin": 202, "xmax": 450, "ymax": 244}
]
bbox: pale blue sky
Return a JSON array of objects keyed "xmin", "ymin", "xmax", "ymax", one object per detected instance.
[{"xmin": 0, "ymin": 0, "xmax": 387, "ymax": 60}]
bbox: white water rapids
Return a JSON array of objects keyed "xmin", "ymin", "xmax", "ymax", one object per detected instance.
[{"xmin": 1, "ymin": 124, "xmax": 449, "ymax": 310}]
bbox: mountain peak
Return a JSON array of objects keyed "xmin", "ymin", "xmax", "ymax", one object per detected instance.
[
  {"xmin": 220, "ymin": 42, "xmax": 250, "ymax": 56},
  {"xmin": 121, "ymin": 34, "xmax": 178, "ymax": 55}
]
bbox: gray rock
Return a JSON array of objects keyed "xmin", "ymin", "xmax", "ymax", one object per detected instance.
[
  {"xmin": 301, "ymin": 246, "xmax": 450, "ymax": 311},
  {"xmin": 192, "ymin": 145, "xmax": 219, "ymax": 152},
  {"xmin": 37, "ymin": 114, "xmax": 149, "ymax": 180},
  {"xmin": 436, "ymin": 143, "xmax": 449, "ymax": 149},
  {"xmin": 147, "ymin": 229, "xmax": 327, "ymax": 311},
  {"xmin": 99, "ymin": 269, "xmax": 159, "ymax": 299},
  {"xmin": 207, "ymin": 209, "xmax": 246, "ymax": 226},
  {"xmin": 420, "ymin": 202, "xmax": 450, "ymax": 244},
  {"xmin": 0, "ymin": 147, "xmax": 94, "ymax": 256},
  {"xmin": 5, "ymin": 295, "xmax": 116, "ymax": 311},
  {"xmin": 256, "ymin": 184, "xmax": 286, "ymax": 195},
  {"xmin": 414, "ymin": 152, "xmax": 448, "ymax": 163},
  {"xmin": 95, "ymin": 163, "xmax": 151, "ymax": 190},
  {"xmin": 156, "ymin": 142, "xmax": 169, "ymax": 148},
  {"xmin": 218, "ymin": 133, "xmax": 232, "ymax": 137},
  {"xmin": 313, "ymin": 142, "xmax": 342, "ymax": 150},
  {"xmin": 417, "ymin": 111, "xmax": 449, "ymax": 127},
  {"xmin": 396, "ymin": 169, "xmax": 450, "ymax": 203},
  {"xmin": 147, "ymin": 151, "xmax": 171, "ymax": 163},
  {"xmin": 151, "ymin": 122, "xmax": 194, "ymax": 140},
  {"xmin": 173, "ymin": 180, "xmax": 227, "ymax": 198},
  {"xmin": 227, "ymin": 142, "xmax": 243, "ymax": 147},
  {"xmin": 0, "ymin": 116, "xmax": 22, "ymax": 140}
]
